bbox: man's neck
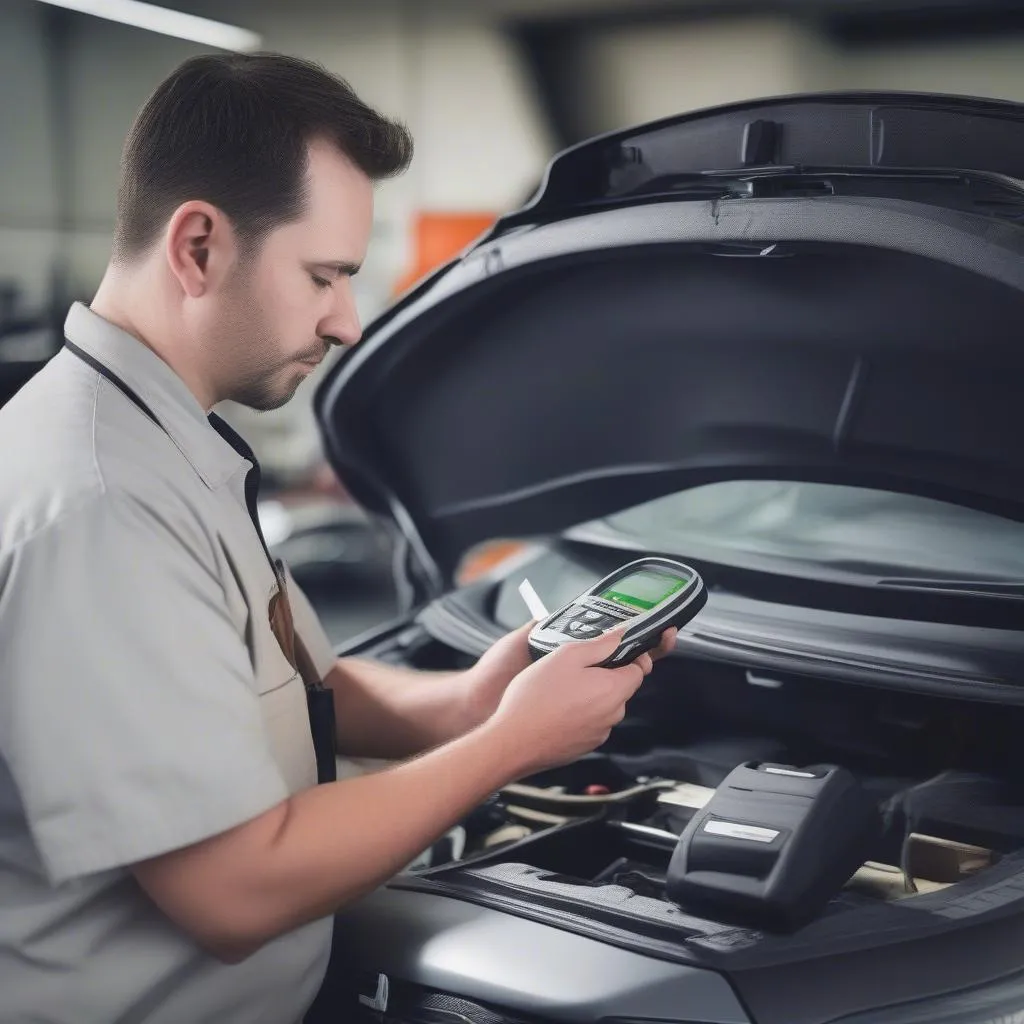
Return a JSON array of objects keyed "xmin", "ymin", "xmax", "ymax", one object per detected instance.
[{"xmin": 90, "ymin": 273, "xmax": 217, "ymax": 411}]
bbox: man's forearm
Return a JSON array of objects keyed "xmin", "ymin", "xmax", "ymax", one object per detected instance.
[
  {"xmin": 324, "ymin": 657, "xmax": 481, "ymax": 759},
  {"xmin": 134, "ymin": 717, "xmax": 528, "ymax": 963},
  {"xmin": 132, "ymin": 628, "xmax": 646, "ymax": 964}
]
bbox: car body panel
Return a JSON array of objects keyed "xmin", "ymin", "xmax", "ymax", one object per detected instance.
[
  {"xmin": 315, "ymin": 93, "xmax": 1024, "ymax": 1024},
  {"xmin": 316, "ymin": 95, "xmax": 1024, "ymax": 588},
  {"xmin": 334, "ymin": 887, "xmax": 750, "ymax": 1023}
]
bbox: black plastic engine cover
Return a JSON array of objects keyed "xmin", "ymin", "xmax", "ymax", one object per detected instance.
[{"xmin": 666, "ymin": 761, "xmax": 882, "ymax": 931}]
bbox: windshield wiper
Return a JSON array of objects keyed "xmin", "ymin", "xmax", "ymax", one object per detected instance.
[{"xmin": 875, "ymin": 577, "xmax": 1024, "ymax": 600}]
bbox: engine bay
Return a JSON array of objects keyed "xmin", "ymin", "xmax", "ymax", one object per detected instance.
[{"xmin": 373, "ymin": 620, "xmax": 1024, "ymax": 944}]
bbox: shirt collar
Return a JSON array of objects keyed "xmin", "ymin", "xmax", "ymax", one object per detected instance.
[{"xmin": 64, "ymin": 302, "xmax": 251, "ymax": 489}]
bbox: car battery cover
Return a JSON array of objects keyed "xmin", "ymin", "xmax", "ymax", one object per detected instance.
[{"xmin": 666, "ymin": 761, "xmax": 882, "ymax": 931}]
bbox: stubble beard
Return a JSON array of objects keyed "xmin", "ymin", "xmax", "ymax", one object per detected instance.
[{"xmin": 212, "ymin": 273, "xmax": 306, "ymax": 413}]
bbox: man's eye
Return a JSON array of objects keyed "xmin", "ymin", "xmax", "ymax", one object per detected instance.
[{"xmin": 311, "ymin": 275, "xmax": 333, "ymax": 290}]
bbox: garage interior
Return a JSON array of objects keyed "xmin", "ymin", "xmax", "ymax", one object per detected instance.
[{"xmin": 3, "ymin": 0, "xmax": 1024, "ymax": 640}]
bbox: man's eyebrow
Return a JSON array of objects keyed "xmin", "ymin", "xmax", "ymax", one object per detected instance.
[{"xmin": 308, "ymin": 260, "xmax": 362, "ymax": 277}]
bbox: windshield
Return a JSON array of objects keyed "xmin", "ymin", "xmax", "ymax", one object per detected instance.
[{"xmin": 596, "ymin": 481, "xmax": 1024, "ymax": 581}]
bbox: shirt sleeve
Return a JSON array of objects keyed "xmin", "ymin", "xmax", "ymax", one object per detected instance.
[
  {"xmin": 0, "ymin": 490, "xmax": 290, "ymax": 885},
  {"xmin": 282, "ymin": 565, "xmax": 339, "ymax": 681}
]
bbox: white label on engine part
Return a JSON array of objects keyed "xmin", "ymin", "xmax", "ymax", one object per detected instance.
[
  {"xmin": 658, "ymin": 783, "xmax": 716, "ymax": 809},
  {"xmin": 518, "ymin": 578, "xmax": 550, "ymax": 620},
  {"xmin": 704, "ymin": 820, "xmax": 780, "ymax": 843},
  {"xmin": 358, "ymin": 974, "xmax": 389, "ymax": 1013}
]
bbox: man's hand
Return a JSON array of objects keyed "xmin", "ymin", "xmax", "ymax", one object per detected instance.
[
  {"xmin": 463, "ymin": 620, "xmax": 679, "ymax": 725},
  {"xmin": 133, "ymin": 629, "xmax": 665, "ymax": 964},
  {"xmin": 488, "ymin": 627, "xmax": 660, "ymax": 774},
  {"xmin": 328, "ymin": 622, "xmax": 679, "ymax": 760},
  {"xmin": 653, "ymin": 626, "xmax": 680, "ymax": 661},
  {"xmin": 461, "ymin": 621, "xmax": 535, "ymax": 722}
]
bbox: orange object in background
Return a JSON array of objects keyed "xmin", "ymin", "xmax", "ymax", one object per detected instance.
[
  {"xmin": 394, "ymin": 212, "xmax": 517, "ymax": 586},
  {"xmin": 394, "ymin": 212, "xmax": 496, "ymax": 295},
  {"xmin": 456, "ymin": 539, "xmax": 529, "ymax": 585}
]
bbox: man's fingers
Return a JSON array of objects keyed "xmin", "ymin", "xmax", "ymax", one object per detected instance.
[
  {"xmin": 553, "ymin": 626, "xmax": 668, "ymax": 674},
  {"xmin": 487, "ymin": 621, "xmax": 534, "ymax": 652},
  {"xmin": 652, "ymin": 627, "xmax": 678, "ymax": 660},
  {"xmin": 610, "ymin": 659, "xmax": 647, "ymax": 694},
  {"xmin": 553, "ymin": 626, "xmax": 627, "ymax": 664}
]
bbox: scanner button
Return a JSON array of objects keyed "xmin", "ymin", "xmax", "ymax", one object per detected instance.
[{"xmin": 582, "ymin": 611, "xmax": 603, "ymax": 621}]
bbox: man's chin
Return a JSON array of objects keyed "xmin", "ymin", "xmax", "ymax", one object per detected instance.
[{"xmin": 228, "ymin": 375, "xmax": 304, "ymax": 412}]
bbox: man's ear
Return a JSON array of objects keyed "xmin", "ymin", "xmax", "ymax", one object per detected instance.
[{"xmin": 164, "ymin": 201, "xmax": 236, "ymax": 298}]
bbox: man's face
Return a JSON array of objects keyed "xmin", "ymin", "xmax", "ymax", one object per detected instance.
[{"xmin": 211, "ymin": 139, "xmax": 373, "ymax": 411}]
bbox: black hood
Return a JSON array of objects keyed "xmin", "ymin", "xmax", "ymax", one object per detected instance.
[{"xmin": 315, "ymin": 92, "xmax": 1024, "ymax": 591}]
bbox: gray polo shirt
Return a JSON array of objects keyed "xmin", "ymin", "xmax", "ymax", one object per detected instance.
[{"xmin": 0, "ymin": 304, "xmax": 339, "ymax": 1023}]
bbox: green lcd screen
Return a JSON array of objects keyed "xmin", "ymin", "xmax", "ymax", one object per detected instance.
[{"xmin": 600, "ymin": 569, "xmax": 691, "ymax": 611}]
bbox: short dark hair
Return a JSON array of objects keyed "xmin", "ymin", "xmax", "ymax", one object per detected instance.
[{"xmin": 113, "ymin": 52, "xmax": 413, "ymax": 261}]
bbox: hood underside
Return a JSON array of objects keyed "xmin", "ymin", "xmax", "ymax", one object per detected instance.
[{"xmin": 315, "ymin": 94, "xmax": 1024, "ymax": 585}]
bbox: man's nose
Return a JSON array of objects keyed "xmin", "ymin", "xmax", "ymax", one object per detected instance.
[{"xmin": 320, "ymin": 282, "xmax": 363, "ymax": 349}]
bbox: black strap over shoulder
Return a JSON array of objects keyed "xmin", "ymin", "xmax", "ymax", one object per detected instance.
[
  {"xmin": 64, "ymin": 339, "xmax": 337, "ymax": 784},
  {"xmin": 64, "ymin": 338, "xmax": 161, "ymax": 427}
]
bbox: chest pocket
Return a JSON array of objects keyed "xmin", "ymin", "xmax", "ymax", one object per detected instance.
[
  {"xmin": 219, "ymin": 541, "xmax": 334, "ymax": 788},
  {"xmin": 221, "ymin": 550, "xmax": 294, "ymax": 694},
  {"xmin": 220, "ymin": 575, "xmax": 316, "ymax": 794},
  {"xmin": 267, "ymin": 574, "xmax": 322, "ymax": 688},
  {"xmin": 215, "ymin": 488, "xmax": 336, "ymax": 785},
  {"xmin": 266, "ymin": 566, "xmax": 337, "ymax": 787}
]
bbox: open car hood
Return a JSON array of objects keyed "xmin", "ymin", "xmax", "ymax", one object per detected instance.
[{"xmin": 315, "ymin": 92, "xmax": 1024, "ymax": 591}]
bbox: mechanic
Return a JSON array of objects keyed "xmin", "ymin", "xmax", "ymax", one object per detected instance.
[{"xmin": 0, "ymin": 53, "xmax": 676, "ymax": 1024}]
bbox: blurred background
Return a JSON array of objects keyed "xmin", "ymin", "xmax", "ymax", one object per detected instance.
[{"xmin": 4, "ymin": 0, "xmax": 1024, "ymax": 642}]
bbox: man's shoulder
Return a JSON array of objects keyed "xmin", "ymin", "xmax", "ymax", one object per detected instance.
[
  {"xmin": 0, "ymin": 356, "xmax": 207, "ymax": 555},
  {"xmin": 0, "ymin": 356, "xmax": 105, "ymax": 546}
]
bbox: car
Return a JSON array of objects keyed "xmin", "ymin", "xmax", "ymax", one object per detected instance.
[{"xmin": 310, "ymin": 91, "xmax": 1024, "ymax": 1024}]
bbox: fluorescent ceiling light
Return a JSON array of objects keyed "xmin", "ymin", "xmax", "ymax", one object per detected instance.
[{"xmin": 34, "ymin": 0, "xmax": 261, "ymax": 52}]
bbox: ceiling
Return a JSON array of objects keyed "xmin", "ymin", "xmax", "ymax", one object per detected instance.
[{"xmin": 171, "ymin": 0, "xmax": 1024, "ymax": 29}]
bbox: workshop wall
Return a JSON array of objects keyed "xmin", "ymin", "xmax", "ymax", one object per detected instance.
[
  {"xmin": 570, "ymin": 16, "xmax": 820, "ymax": 139},
  {"xmin": 9, "ymin": 1, "xmax": 1024, "ymax": 322},
  {"xmin": 4, "ymin": 0, "xmax": 1024, "ymax": 484},
  {"xmin": 833, "ymin": 32, "xmax": 1024, "ymax": 102},
  {"xmin": 566, "ymin": 15, "xmax": 1024, "ymax": 136},
  {"xmin": 0, "ymin": 1, "xmax": 59, "ymax": 312}
]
